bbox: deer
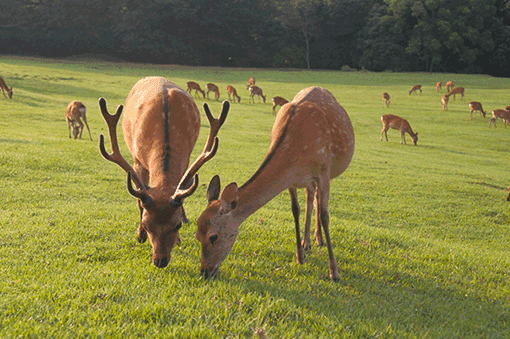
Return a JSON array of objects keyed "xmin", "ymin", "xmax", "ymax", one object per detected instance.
[
  {"xmin": 195, "ymin": 86, "xmax": 355, "ymax": 281},
  {"xmin": 436, "ymin": 82, "xmax": 442, "ymax": 92},
  {"xmin": 206, "ymin": 83, "xmax": 220, "ymax": 101},
  {"xmin": 469, "ymin": 101, "xmax": 486, "ymax": 119},
  {"xmin": 382, "ymin": 92, "xmax": 390, "ymax": 108},
  {"xmin": 246, "ymin": 77, "xmax": 256, "ymax": 89},
  {"xmin": 0, "ymin": 76, "xmax": 13, "ymax": 99},
  {"xmin": 186, "ymin": 81, "xmax": 206, "ymax": 99},
  {"xmin": 380, "ymin": 114, "xmax": 418, "ymax": 145},
  {"xmin": 448, "ymin": 87, "xmax": 465, "ymax": 100},
  {"xmin": 272, "ymin": 96, "xmax": 288, "ymax": 114},
  {"xmin": 409, "ymin": 85, "xmax": 422, "ymax": 95},
  {"xmin": 488, "ymin": 109, "xmax": 510, "ymax": 128},
  {"xmin": 446, "ymin": 81, "xmax": 455, "ymax": 92},
  {"xmin": 226, "ymin": 85, "xmax": 241, "ymax": 103},
  {"xmin": 65, "ymin": 101, "xmax": 92, "ymax": 140},
  {"xmin": 441, "ymin": 94, "xmax": 449, "ymax": 111},
  {"xmin": 99, "ymin": 76, "xmax": 229, "ymax": 269},
  {"xmin": 249, "ymin": 85, "xmax": 266, "ymax": 103}
]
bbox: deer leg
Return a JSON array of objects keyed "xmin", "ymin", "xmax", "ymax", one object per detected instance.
[
  {"xmin": 134, "ymin": 160, "xmax": 149, "ymax": 243},
  {"xmin": 82, "ymin": 114, "xmax": 92, "ymax": 140},
  {"xmin": 77, "ymin": 119, "xmax": 85, "ymax": 139},
  {"xmin": 302, "ymin": 185, "xmax": 315, "ymax": 251},
  {"xmin": 316, "ymin": 175, "xmax": 340, "ymax": 281},
  {"xmin": 1, "ymin": 88, "xmax": 6, "ymax": 99},
  {"xmin": 401, "ymin": 132, "xmax": 406, "ymax": 144},
  {"xmin": 289, "ymin": 187, "xmax": 305, "ymax": 264},
  {"xmin": 314, "ymin": 186, "xmax": 324, "ymax": 246},
  {"xmin": 67, "ymin": 119, "xmax": 72, "ymax": 138}
]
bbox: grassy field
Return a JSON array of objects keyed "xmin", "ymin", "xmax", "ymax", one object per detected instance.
[{"xmin": 0, "ymin": 55, "xmax": 509, "ymax": 338}]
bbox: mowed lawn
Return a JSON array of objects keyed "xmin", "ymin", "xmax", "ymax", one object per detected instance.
[{"xmin": 0, "ymin": 56, "xmax": 509, "ymax": 338}]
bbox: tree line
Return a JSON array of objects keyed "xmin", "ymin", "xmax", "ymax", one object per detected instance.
[{"xmin": 1, "ymin": 0, "xmax": 510, "ymax": 76}]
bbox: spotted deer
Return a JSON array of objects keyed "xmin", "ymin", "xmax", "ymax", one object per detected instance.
[
  {"xmin": 446, "ymin": 81, "xmax": 455, "ymax": 92},
  {"xmin": 409, "ymin": 85, "xmax": 422, "ymax": 95},
  {"xmin": 65, "ymin": 101, "xmax": 92, "ymax": 140},
  {"xmin": 380, "ymin": 114, "xmax": 418, "ymax": 145},
  {"xmin": 488, "ymin": 109, "xmax": 510, "ymax": 128},
  {"xmin": 226, "ymin": 85, "xmax": 241, "ymax": 103},
  {"xmin": 272, "ymin": 96, "xmax": 288, "ymax": 114},
  {"xmin": 448, "ymin": 87, "xmax": 465, "ymax": 100},
  {"xmin": 249, "ymin": 85, "xmax": 266, "ymax": 103},
  {"xmin": 246, "ymin": 77, "xmax": 255, "ymax": 89},
  {"xmin": 469, "ymin": 101, "xmax": 486, "ymax": 119},
  {"xmin": 0, "ymin": 76, "xmax": 13, "ymax": 99},
  {"xmin": 382, "ymin": 92, "xmax": 390, "ymax": 108},
  {"xmin": 436, "ymin": 82, "xmax": 442, "ymax": 92},
  {"xmin": 206, "ymin": 83, "xmax": 220, "ymax": 101},
  {"xmin": 99, "ymin": 77, "xmax": 229, "ymax": 268},
  {"xmin": 195, "ymin": 86, "xmax": 355, "ymax": 281},
  {"xmin": 186, "ymin": 81, "xmax": 206, "ymax": 99},
  {"xmin": 441, "ymin": 94, "xmax": 449, "ymax": 111}
]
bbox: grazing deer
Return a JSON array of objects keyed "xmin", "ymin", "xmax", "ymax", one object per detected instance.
[
  {"xmin": 469, "ymin": 101, "xmax": 486, "ymax": 119},
  {"xmin": 436, "ymin": 82, "xmax": 442, "ymax": 92},
  {"xmin": 409, "ymin": 85, "xmax": 422, "ymax": 95},
  {"xmin": 446, "ymin": 81, "xmax": 455, "ymax": 92},
  {"xmin": 0, "ymin": 76, "xmax": 13, "ymax": 99},
  {"xmin": 488, "ymin": 109, "xmax": 510, "ymax": 128},
  {"xmin": 380, "ymin": 114, "xmax": 418, "ymax": 145},
  {"xmin": 195, "ymin": 86, "xmax": 355, "ymax": 281},
  {"xmin": 448, "ymin": 87, "xmax": 465, "ymax": 100},
  {"xmin": 99, "ymin": 77, "xmax": 229, "ymax": 268},
  {"xmin": 186, "ymin": 81, "xmax": 206, "ymax": 99},
  {"xmin": 272, "ymin": 96, "xmax": 288, "ymax": 114},
  {"xmin": 441, "ymin": 94, "xmax": 449, "ymax": 111},
  {"xmin": 249, "ymin": 85, "xmax": 266, "ymax": 103},
  {"xmin": 382, "ymin": 92, "xmax": 390, "ymax": 108},
  {"xmin": 246, "ymin": 77, "xmax": 255, "ymax": 89},
  {"xmin": 226, "ymin": 85, "xmax": 241, "ymax": 103},
  {"xmin": 206, "ymin": 83, "xmax": 220, "ymax": 101},
  {"xmin": 65, "ymin": 101, "xmax": 92, "ymax": 140}
]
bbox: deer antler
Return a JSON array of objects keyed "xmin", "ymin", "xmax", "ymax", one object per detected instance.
[
  {"xmin": 98, "ymin": 97, "xmax": 150, "ymax": 202},
  {"xmin": 171, "ymin": 100, "xmax": 230, "ymax": 203}
]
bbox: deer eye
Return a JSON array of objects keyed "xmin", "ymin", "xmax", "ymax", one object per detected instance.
[{"xmin": 209, "ymin": 234, "xmax": 218, "ymax": 244}]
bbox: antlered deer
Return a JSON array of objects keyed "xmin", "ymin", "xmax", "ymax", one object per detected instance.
[
  {"xmin": 99, "ymin": 77, "xmax": 229, "ymax": 268},
  {"xmin": 469, "ymin": 101, "xmax": 486, "ymax": 119},
  {"xmin": 65, "ymin": 101, "xmax": 92, "ymax": 140},
  {"xmin": 488, "ymin": 109, "xmax": 510, "ymax": 128},
  {"xmin": 448, "ymin": 87, "xmax": 465, "ymax": 100},
  {"xmin": 246, "ymin": 77, "xmax": 255, "ymax": 89},
  {"xmin": 226, "ymin": 85, "xmax": 241, "ymax": 103},
  {"xmin": 441, "ymin": 94, "xmax": 449, "ymax": 111},
  {"xmin": 436, "ymin": 82, "xmax": 442, "ymax": 92},
  {"xmin": 409, "ymin": 85, "xmax": 422, "ymax": 95},
  {"xmin": 249, "ymin": 86, "xmax": 266, "ymax": 103},
  {"xmin": 272, "ymin": 96, "xmax": 288, "ymax": 114},
  {"xmin": 186, "ymin": 81, "xmax": 206, "ymax": 99},
  {"xmin": 206, "ymin": 83, "xmax": 220, "ymax": 101},
  {"xmin": 0, "ymin": 76, "xmax": 13, "ymax": 99},
  {"xmin": 380, "ymin": 114, "xmax": 418, "ymax": 145},
  {"xmin": 446, "ymin": 81, "xmax": 455, "ymax": 92},
  {"xmin": 195, "ymin": 86, "xmax": 355, "ymax": 281},
  {"xmin": 382, "ymin": 92, "xmax": 390, "ymax": 108}
]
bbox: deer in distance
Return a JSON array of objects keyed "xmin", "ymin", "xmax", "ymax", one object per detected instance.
[
  {"xmin": 409, "ymin": 85, "xmax": 422, "ymax": 95},
  {"xmin": 469, "ymin": 101, "xmax": 486, "ymax": 119},
  {"xmin": 446, "ymin": 81, "xmax": 455, "ymax": 92},
  {"xmin": 436, "ymin": 82, "xmax": 442, "ymax": 92},
  {"xmin": 272, "ymin": 96, "xmax": 288, "ymax": 114},
  {"xmin": 206, "ymin": 83, "xmax": 220, "ymax": 101},
  {"xmin": 195, "ymin": 86, "xmax": 355, "ymax": 281},
  {"xmin": 99, "ymin": 76, "xmax": 229, "ymax": 269},
  {"xmin": 448, "ymin": 87, "xmax": 465, "ymax": 100},
  {"xmin": 246, "ymin": 77, "xmax": 255, "ymax": 89},
  {"xmin": 441, "ymin": 94, "xmax": 449, "ymax": 111},
  {"xmin": 0, "ymin": 76, "xmax": 13, "ymax": 99},
  {"xmin": 380, "ymin": 114, "xmax": 418, "ymax": 145},
  {"xmin": 382, "ymin": 92, "xmax": 390, "ymax": 108},
  {"xmin": 65, "ymin": 100, "xmax": 92, "ymax": 140},
  {"xmin": 488, "ymin": 109, "xmax": 510, "ymax": 128},
  {"xmin": 226, "ymin": 85, "xmax": 241, "ymax": 103},
  {"xmin": 186, "ymin": 81, "xmax": 206, "ymax": 99},
  {"xmin": 249, "ymin": 85, "xmax": 266, "ymax": 103}
]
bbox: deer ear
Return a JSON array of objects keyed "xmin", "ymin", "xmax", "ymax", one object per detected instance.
[
  {"xmin": 207, "ymin": 175, "xmax": 221, "ymax": 203},
  {"xmin": 220, "ymin": 182, "xmax": 239, "ymax": 213}
]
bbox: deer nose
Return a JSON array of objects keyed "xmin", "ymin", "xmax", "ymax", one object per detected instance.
[{"xmin": 153, "ymin": 257, "xmax": 169, "ymax": 268}]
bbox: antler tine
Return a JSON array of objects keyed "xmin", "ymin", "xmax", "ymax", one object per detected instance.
[
  {"xmin": 201, "ymin": 100, "xmax": 230, "ymax": 152},
  {"xmin": 98, "ymin": 97, "xmax": 148, "ymax": 192}
]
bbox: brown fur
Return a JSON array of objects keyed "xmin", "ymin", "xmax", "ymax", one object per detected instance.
[
  {"xmin": 226, "ymin": 85, "xmax": 241, "ymax": 103},
  {"xmin": 249, "ymin": 86, "xmax": 266, "ymax": 103},
  {"xmin": 409, "ymin": 85, "xmax": 422, "ymax": 95},
  {"xmin": 446, "ymin": 81, "xmax": 455, "ymax": 92},
  {"xmin": 186, "ymin": 81, "xmax": 205, "ymax": 98},
  {"xmin": 469, "ymin": 101, "xmax": 486, "ymax": 119},
  {"xmin": 246, "ymin": 77, "xmax": 255, "ymax": 89},
  {"xmin": 489, "ymin": 109, "xmax": 510, "ymax": 128},
  {"xmin": 436, "ymin": 82, "xmax": 442, "ymax": 92},
  {"xmin": 382, "ymin": 92, "xmax": 390, "ymax": 108},
  {"xmin": 380, "ymin": 114, "xmax": 418, "ymax": 145},
  {"xmin": 449, "ymin": 87, "xmax": 465, "ymax": 100},
  {"xmin": 272, "ymin": 96, "xmax": 288, "ymax": 114},
  {"xmin": 441, "ymin": 94, "xmax": 449, "ymax": 111},
  {"xmin": 65, "ymin": 101, "xmax": 91, "ymax": 140},
  {"xmin": 206, "ymin": 83, "xmax": 220, "ymax": 101},
  {"xmin": 0, "ymin": 76, "xmax": 13, "ymax": 99}
]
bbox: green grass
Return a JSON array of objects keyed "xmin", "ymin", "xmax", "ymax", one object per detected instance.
[{"xmin": 0, "ymin": 55, "xmax": 509, "ymax": 338}]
